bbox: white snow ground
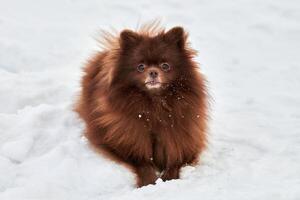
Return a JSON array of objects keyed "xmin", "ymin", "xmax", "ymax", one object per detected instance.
[{"xmin": 0, "ymin": 0, "xmax": 300, "ymax": 199}]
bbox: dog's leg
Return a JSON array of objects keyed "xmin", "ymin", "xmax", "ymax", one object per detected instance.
[
  {"xmin": 135, "ymin": 164, "xmax": 157, "ymax": 187},
  {"xmin": 161, "ymin": 166, "xmax": 180, "ymax": 181}
]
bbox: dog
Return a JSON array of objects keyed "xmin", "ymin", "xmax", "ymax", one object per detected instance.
[{"xmin": 75, "ymin": 23, "xmax": 208, "ymax": 187}]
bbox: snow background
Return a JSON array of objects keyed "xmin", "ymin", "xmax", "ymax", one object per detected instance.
[{"xmin": 0, "ymin": 0, "xmax": 300, "ymax": 199}]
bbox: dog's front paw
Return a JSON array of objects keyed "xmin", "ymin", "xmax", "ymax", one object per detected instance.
[{"xmin": 161, "ymin": 167, "xmax": 180, "ymax": 181}]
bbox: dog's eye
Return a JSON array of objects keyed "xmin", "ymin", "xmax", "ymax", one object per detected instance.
[
  {"xmin": 137, "ymin": 64, "xmax": 145, "ymax": 72},
  {"xmin": 160, "ymin": 63, "xmax": 171, "ymax": 72}
]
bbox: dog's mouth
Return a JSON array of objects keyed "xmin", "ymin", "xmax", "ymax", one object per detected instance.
[{"xmin": 145, "ymin": 80, "xmax": 162, "ymax": 89}]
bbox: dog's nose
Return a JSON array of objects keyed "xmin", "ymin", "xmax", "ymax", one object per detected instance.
[{"xmin": 149, "ymin": 70, "xmax": 158, "ymax": 79}]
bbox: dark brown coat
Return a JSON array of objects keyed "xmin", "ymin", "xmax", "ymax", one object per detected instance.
[{"xmin": 75, "ymin": 24, "xmax": 208, "ymax": 187}]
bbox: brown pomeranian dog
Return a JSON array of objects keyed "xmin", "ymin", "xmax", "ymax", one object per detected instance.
[{"xmin": 75, "ymin": 23, "xmax": 208, "ymax": 187}]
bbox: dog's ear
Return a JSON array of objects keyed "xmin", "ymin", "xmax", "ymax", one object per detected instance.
[
  {"xmin": 164, "ymin": 27, "xmax": 186, "ymax": 49},
  {"xmin": 120, "ymin": 30, "xmax": 141, "ymax": 50}
]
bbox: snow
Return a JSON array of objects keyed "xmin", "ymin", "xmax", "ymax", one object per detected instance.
[{"xmin": 1, "ymin": 0, "xmax": 300, "ymax": 199}]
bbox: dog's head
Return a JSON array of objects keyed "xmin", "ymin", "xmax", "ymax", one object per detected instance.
[{"xmin": 114, "ymin": 27, "xmax": 193, "ymax": 94}]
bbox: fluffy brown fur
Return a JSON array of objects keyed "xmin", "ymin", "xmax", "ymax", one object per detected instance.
[{"xmin": 75, "ymin": 23, "xmax": 208, "ymax": 187}]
